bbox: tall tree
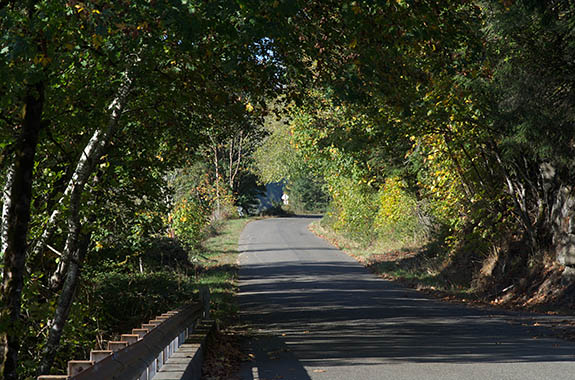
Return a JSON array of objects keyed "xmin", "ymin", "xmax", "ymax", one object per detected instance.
[{"xmin": 0, "ymin": 1, "xmax": 48, "ymax": 377}]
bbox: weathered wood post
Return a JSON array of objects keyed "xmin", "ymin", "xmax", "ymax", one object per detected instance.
[{"xmin": 199, "ymin": 286, "xmax": 210, "ymax": 319}]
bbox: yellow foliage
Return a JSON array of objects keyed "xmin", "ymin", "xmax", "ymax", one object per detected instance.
[{"xmin": 373, "ymin": 177, "xmax": 426, "ymax": 245}]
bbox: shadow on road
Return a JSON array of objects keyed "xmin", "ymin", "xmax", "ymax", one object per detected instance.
[
  {"xmin": 238, "ymin": 334, "xmax": 313, "ymax": 380},
  {"xmin": 290, "ymin": 214, "xmax": 323, "ymax": 219},
  {"xmin": 240, "ymin": 261, "xmax": 575, "ymax": 367}
]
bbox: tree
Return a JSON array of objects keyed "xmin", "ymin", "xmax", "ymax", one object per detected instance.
[{"xmin": 477, "ymin": 1, "xmax": 575, "ymax": 258}]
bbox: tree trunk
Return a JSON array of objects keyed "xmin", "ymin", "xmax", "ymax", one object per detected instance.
[
  {"xmin": 46, "ymin": 128, "xmax": 111, "ymax": 289},
  {"xmin": 230, "ymin": 131, "xmax": 244, "ymax": 193},
  {"xmin": 551, "ymin": 185, "xmax": 575, "ymax": 267},
  {"xmin": 1, "ymin": 163, "xmax": 15, "ymax": 256},
  {"xmin": 31, "ymin": 74, "xmax": 133, "ymax": 289},
  {"xmin": 210, "ymin": 137, "xmax": 221, "ymax": 220},
  {"xmin": 37, "ymin": 232, "xmax": 91, "ymax": 375},
  {"xmin": 0, "ymin": 81, "xmax": 44, "ymax": 380},
  {"xmin": 228, "ymin": 137, "xmax": 234, "ymax": 189},
  {"xmin": 493, "ymin": 150, "xmax": 535, "ymax": 236},
  {"xmin": 30, "ymin": 128, "xmax": 109, "ymax": 263}
]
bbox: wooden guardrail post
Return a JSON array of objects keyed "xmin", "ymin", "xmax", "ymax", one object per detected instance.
[
  {"xmin": 132, "ymin": 328, "xmax": 148, "ymax": 338},
  {"xmin": 107, "ymin": 341, "xmax": 128, "ymax": 352},
  {"xmin": 200, "ymin": 286, "xmax": 210, "ymax": 318},
  {"xmin": 89, "ymin": 350, "xmax": 112, "ymax": 363},
  {"xmin": 120, "ymin": 334, "xmax": 140, "ymax": 345},
  {"xmin": 67, "ymin": 361, "xmax": 93, "ymax": 377}
]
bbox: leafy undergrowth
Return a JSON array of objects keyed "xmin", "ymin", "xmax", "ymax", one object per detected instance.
[
  {"xmin": 309, "ymin": 221, "xmax": 575, "ymax": 340},
  {"xmin": 202, "ymin": 328, "xmax": 251, "ymax": 380},
  {"xmin": 200, "ymin": 217, "xmax": 253, "ymax": 380}
]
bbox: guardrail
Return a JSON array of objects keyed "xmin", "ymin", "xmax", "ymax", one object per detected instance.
[{"xmin": 38, "ymin": 289, "xmax": 212, "ymax": 380}]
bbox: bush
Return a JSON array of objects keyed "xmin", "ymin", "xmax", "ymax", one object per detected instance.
[
  {"xmin": 375, "ymin": 177, "xmax": 428, "ymax": 246},
  {"xmin": 142, "ymin": 237, "xmax": 190, "ymax": 270},
  {"xmin": 172, "ymin": 197, "xmax": 209, "ymax": 252},
  {"xmin": 326, "ymin": 178, "xmax": 379, "ymax": 243},
  {"xmin": 84, "ymin": 271, "xmax": 197, "ymax": 336},
  {"xmin": 287, "ymin": 174, "xmax": 330, "ymax": 213}
]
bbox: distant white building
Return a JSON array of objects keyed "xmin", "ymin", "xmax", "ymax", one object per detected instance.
[{"xmin": 255, "ymin": 181, "xmax": 285, "ymax": 213}]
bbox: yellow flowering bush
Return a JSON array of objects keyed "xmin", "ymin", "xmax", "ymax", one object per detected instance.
[
  {"xmin": 374, "ymin": 177, "xmax": 426, "ymax": 246},
  {"xmin": 171, "ymin": 198, "xmax": 208, "ymax": 252}
]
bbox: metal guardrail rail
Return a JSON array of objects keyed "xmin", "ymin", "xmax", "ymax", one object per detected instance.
[{"xmin": 38, "ymin": 290, "xmax": 211, "ymax": 380}]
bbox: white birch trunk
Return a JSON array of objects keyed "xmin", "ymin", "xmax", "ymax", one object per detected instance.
[
  {"xmin": 552, "ymin": 185, "xmax": 575, "ymax": 267},
  {"xmin": 231, "ymin": 131, "xmax": 244, "ymax": 190},
  {"xmin": 49, "ymin": 74, "xmax": 133, "ymax": 288},
  {"xmin": 228, "ymin": 137, "xmax": 234, "ymax": 189},
  {"xmin": 31, "ymin": 72, "xmax": 133, "ymax": 264},
  {"xmin": 1, "ymin": 163, "xmax": 15, "ymax": 256}
]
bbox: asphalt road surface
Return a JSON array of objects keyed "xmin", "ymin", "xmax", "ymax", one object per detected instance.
[{"xmin": 236, "ymin": 217, "xmax": 575, "ymax": 380}]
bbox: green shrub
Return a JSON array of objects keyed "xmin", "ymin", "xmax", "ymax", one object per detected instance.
[
  {"xmin": 375, "ymin": 177, "xmax": 428, "ymax": 246},
  {"xmin": 287, "ymin": 174, "xmax": 330, "ymax": 213},
  {"xmin": 172, "ymin": 197, "xmax": 209, "ymax": 252},
  {"xmin": 142, "ymin": 237, "xmax": 190, "ymax": 270},
  {"xmin": 327, "ymin": 178, "xmax": 379, "ymax": 243},
  {"xmin": 84, "ymin": 271, "xmax": 197, "ymax": 336}
]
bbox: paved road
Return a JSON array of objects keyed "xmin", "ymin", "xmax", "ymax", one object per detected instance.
[{"xmin": 236, "ymin": 217, "xmax": 575, "ymax": 380}]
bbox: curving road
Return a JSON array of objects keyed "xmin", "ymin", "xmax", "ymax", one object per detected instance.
[{"xmin": 236, "ymin": 217, "xmax": 575, "ymax": 380}]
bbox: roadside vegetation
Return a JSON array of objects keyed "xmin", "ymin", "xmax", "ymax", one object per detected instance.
[
  {"xmin": 200, "ymin": 218, "xmax": 251, "ymax": 380},
  {"xmin": 200, "ymin": 218, "xmax": 251, "ymax": 325},
  {"xmin": 18, "ymin": 165, "xmax": 253, "ymax": 378}
]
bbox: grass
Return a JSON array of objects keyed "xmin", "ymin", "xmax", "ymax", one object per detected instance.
[
  {"xmin": 196, "ymin": 217, "xmax": 255, "ymax": 380},
  {"xmin": 196, "ymin": 217, "xmax": 252, "ymax": 325}
]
